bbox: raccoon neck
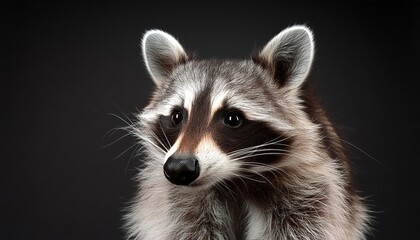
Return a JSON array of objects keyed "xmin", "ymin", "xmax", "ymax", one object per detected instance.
[
  {"xmin": 170, "ymin": 187, "xmax": 247, "ymax": 240},
  {"xmin": 171, "ymin": 166, "xmax": 343, "ymax": 239}
]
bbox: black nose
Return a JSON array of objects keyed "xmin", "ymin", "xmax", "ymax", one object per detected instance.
[{"xmin": 163, "ymin": 155, "xmax": 200, "ymax": 186}]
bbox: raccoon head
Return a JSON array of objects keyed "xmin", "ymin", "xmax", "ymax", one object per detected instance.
[{"xmin": 137, "ymin": 26, "xmax": 316, "ymax": 188}]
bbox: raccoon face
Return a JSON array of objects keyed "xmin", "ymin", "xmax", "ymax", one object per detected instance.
[{"xmin": 136, "ymin": 26, "xmax": 315, "ymax": 188}]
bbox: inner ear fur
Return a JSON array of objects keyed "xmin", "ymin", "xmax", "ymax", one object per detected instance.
[
  {"xmin": 252, "ymin": 25, "xmax": 315, "ymax": 89},
  {"xmin": 142, "ymin": 30, "xmax": 189, "ymax": 86}
]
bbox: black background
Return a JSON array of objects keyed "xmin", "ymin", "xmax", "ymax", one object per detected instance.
[{"xmin": 1, "ymin": 1, "xmax": 418, "ymax": 239}]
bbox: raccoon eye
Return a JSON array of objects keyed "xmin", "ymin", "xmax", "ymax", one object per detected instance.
[
  {"xmin": 224, "ymin": 111, "xmax": 243, "ymax": 128},
  {"xmin": 171, "ymin": 110, "xmax": 184, "ymax": 125}
]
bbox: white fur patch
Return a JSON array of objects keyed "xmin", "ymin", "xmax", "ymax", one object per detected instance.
[
  {"xmin": 164, "ymin": 132, "xmax": 183, "ymax": 163},
  {"xmin": 245, "ymin": 202, "xmax": 266, "ymax": 240},
  {"xmin": 182, "ymin": 86, "xmax": 196, "ymax": 114},
  {"xmin": 210, "ymin": 89, "xmax": 227, "ymax": 120},
  {"xmin": 195, "ymin": 135, "xmax": 237, "ymax": 187}
]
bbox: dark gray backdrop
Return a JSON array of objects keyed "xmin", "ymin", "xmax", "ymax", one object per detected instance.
[{"xmin": 1, "ymin": 1, "xmax": 418, "ymax": 239}]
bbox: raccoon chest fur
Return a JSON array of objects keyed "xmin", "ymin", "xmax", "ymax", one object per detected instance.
[
  {"xmin": 124, "ymin": 26, "xmax": 370, "ymax": 240},
  {"xmin": 168, "ymin": 174, "xmax": 334, "ymax": 240}
]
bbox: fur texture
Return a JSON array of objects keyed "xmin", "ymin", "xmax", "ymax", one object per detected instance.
[{"xmin": 124, "ymin": 26, "xmax": 370, "ymax": 240}]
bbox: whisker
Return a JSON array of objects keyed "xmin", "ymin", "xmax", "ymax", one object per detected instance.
[
  {"xmin": 125, "ymin": 145, "xmax": 144, "ymax": 175},
  {"xmin": 228, "ymin": 135, "xmax": 295, "ymax": 157},
  {"xmin": 115, "ymin": 143, "xmax": 138, "ymax": 160},
  {"xmin": 231, "ymin": 151, "xmax": 290, "ymax": 162},
  {"xmin": 233, "ymin": 170, "xmax": 267, "ymax": 184},
  {"xmin": 214, "ymin": 176, "xmax": 239, "ymax": 200},
  {"xmin": 230, "ymin": 149, "xmax": 308, "ymax": 163},
  {"xmin": 239, "ymin": 163, "xmax": 283, "ymax": 183},
  {"xmin": 137, "ymin": 125, "xmax": 169, "ymax": 153},
  {"xmin": 149, "ymin": 132, "xmax": 169, "ymax": 153},
  {"xmin": 229, "ymin": 147, "xmax": 290, "ymax": 158},
  {"xmin": 102, "ymin": 108, "xmax": 139, "ymax": 150},
  {"xmin": 237, "ymin": 167, "xmax": 277, "ymax": 187},
  {"xmin": 341, "ymin": 139, "xmax": 378, "ymax": 163},
  {"xmin": 140, "ymin": 136, "xmax": 167, "ymax": 155},
  {"xmin": 101, "ymin": 131, "xmax": 135, "ymax": 149},
  {"xmin": 228, "ymin": 144, "xmax": 291, "ymax": 158},
  {"xmin": 158, "ymin": 121, "xmax": 172, "ymax": 150},
  {"xmin": 102, "ymin": 126, "xmax": 123, "ymax": 141},
  {"xmin": 108, "ymin": 112, "xmax": 135, "ymax": 128}
]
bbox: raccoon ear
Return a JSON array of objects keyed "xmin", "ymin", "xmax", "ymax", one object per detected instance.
[
  {"xmin": 256, "ymin": 25, "xmax": 314, "ymax": 89},
  {"xmin": 142, "ymin": 30, "xmax": 188, "ymax": 86}
]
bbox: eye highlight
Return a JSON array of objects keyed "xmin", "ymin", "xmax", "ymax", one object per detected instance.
[
  {"xmin": 171, "ymin": 109, "xmax": 184, "ymax": 125},
  {"xmin": 224, "ymin": 111, "xmax": 243, "ymax": 128}
]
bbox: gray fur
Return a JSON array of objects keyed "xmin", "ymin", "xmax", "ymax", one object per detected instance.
[{"xmin": 125, "ymin": 26, "xmax": 370, "ymax": 240}]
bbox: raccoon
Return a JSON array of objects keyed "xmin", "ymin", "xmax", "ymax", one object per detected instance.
[{"xmin": 124, "ymin": 25, "xmax": 370, "ymax": 240}]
